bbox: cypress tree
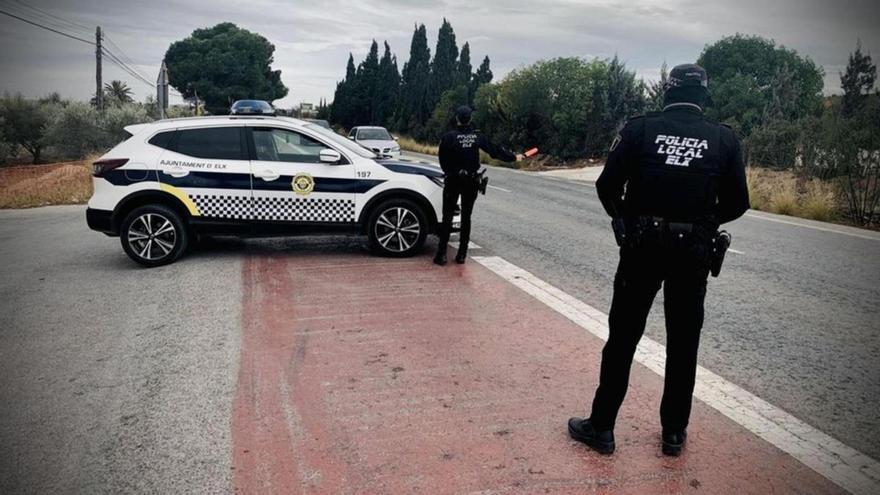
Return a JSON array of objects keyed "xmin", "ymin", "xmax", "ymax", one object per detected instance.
[
  {"xmin": 330, "ymin": 53, "xmax": 358, "ymax": 127},
  {"xmin": 396, "ymin": 24, "xmax": 432, "ymax": 134},
  {"xmin": 429, "ymin": 19, "xmax": 459, "ymax": 116},
  {"xmin": 377, "ymin": 41, "xmax": 401, "ymax": 126},
  {"xmin": 457, "ymin": 42, "xmax": 472, "ymax": 88},
  {"xmin": 356, "ymin": 40, "xmax": 381, "ymax": 124}
]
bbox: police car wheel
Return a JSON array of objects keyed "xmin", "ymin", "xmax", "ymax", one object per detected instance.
[
  {"xmin": 367, "ymin": 199, "xmax": 427, "ymax": 257},
  {"xmin": 120, "ymin": 205, "xmax": 188, "ymax": 267}
]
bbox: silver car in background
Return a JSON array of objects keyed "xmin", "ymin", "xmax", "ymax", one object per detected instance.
[{"xmin": 348, "ymin": 126, "xmax": 401, "ymax": 158}]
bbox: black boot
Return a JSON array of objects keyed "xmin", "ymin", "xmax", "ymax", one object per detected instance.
[
  {"xmin": 433, "ymin": 251, "xmax": 447, "ymax": 266},
  {"xmin": 662, "ymin": 429, "xmax": 687, "ymax": 456},
  {"xmin": 455, "ymin": 251, "xmax": 467, "ymax": 264},
  {"xmin": 568, "ymin": 417, "xmax": 615, "ymax": 454}
]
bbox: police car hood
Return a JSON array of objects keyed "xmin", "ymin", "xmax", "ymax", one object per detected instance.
[{"xmin": 376, "ymin": 158, "xmax": 444, "ymax": 178}]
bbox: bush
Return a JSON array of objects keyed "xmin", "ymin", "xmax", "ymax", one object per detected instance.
[
  {"xmin": 43, "ymin": 102, "xmax": 103, "ymax": 160},
  {"xmin": 0, "ymin": 94, "xmax": 52, "ymax": 163},
  {"xmin": 101, "ymin": 104, "xmax": 152, "ymax": 146}
]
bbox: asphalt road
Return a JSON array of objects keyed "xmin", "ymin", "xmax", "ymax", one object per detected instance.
[
  {"xmin": 403, "ymin": 151, "xmax": 880, "ymax": 460},
  {"xmin": 0, "ymin": 157, "xmax": 878, "ymax": 492}
]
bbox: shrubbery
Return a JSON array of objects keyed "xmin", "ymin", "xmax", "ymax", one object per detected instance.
[{"xmin": 0, "ymin": 93, "xmax": 187, "ymax": 165}]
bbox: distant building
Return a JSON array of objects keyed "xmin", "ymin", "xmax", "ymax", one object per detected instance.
[{"xmin": 297, "ymin": 102, "xmax": 317, "ymax": 118}]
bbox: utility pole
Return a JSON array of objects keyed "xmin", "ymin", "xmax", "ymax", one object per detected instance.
[
  {"xmin": 156, "ymin": 61, "xmax": 169, "ymax": 119},
  {"xmin": 95, "ymin": 26, "xmax": 103, "ymax": 111}
]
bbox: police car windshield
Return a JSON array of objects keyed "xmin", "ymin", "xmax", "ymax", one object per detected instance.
[
  {"xmin": 357, "ymin": 128, "xmax": 392, "ymax": 141},
  {"xmin": 304, "ymin": 124, "xmax": 377, "ymax": 158}
]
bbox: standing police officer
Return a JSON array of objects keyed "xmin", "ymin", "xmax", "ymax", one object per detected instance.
[
  {"xmin": 434, "ymin": 106, "xmax": 522, "ymax": 265},
  {"xmin": 568, "ymin": 64, "xmax": 749, "ymax": 456}
]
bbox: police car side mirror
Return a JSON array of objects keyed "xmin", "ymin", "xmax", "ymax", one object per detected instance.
[{"xmin": 319, "ymin": 149, "xmax": 342, "ymax": 164}]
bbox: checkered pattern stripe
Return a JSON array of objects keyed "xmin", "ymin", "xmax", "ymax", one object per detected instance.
[
  {"xmin": 190, "ymin": 194, "xmax": 355, "ymax": 222},
  {"xmin": 191, "ymin": 195, "xmax": 251, "ymax": 220}
]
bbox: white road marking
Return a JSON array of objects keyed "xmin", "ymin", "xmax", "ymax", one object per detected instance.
[
  {"xmin": 728, "ymin": 248, "xmax": 745, "ymax": 255},
  {"xmin": 449, "ymin": 241, "xmax": 481, "ymax": 250},
  {"xmin": 744, "ymin": 212, "xmax": 880, "ymax": 242},
  {"xmin": 472, "ymin": 255, "xmax": 880, "ymax": 495},
  {"xmin": 487, "ymin": 184, "xmax": 512, "ymax": 193}
]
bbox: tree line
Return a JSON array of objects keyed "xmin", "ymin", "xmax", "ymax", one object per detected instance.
[{"xmin": 328, "ymin": 20, "xmax": 493, "ymax": 142}]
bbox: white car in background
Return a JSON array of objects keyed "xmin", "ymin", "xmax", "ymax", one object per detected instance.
[{"xmin": 349, "ymin": 126, "xmax": 400, "ymax": 158}]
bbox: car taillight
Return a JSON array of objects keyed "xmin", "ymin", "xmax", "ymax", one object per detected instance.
[{"xmin": 92, "ymin": 158, "xmax": 129, "ymax": 177}]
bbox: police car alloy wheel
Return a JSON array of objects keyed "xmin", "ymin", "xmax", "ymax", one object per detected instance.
[
  {"xmin": 367, "ymin": 199, "xmax": 427, "ymax": 257},
  {"xmin": 120, "ymin": 205, "xmax": 189, "ymax": 267}
]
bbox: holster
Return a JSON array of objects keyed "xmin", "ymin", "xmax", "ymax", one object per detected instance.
[
  {"xmin": 709, "ymin": 231, "xmax": 731, "ymax": 277},
  {"xmin": 458, "ymin": 167, "xmax": 489, "ymax": 195}
]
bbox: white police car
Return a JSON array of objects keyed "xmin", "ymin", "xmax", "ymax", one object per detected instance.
[{"xmin": 86, "ymin": 112, "xmax": 458, "ymax": 267}]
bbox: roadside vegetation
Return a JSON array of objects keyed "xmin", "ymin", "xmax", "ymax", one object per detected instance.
[{"xmin": 0, "ymin": 20, "xmax": 876, "ymax": 228}]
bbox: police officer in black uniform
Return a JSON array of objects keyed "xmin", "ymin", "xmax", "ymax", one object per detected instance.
[
  {"xmin": 568, "ymin": 64, "xmax": 749, "ymax": 456},
  {"xmin": 434, "ymin": 106, "xmax": 522, "ymax": 265}
]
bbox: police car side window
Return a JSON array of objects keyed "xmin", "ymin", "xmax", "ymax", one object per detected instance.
[
  {"xmin": 252, "ymin": 128, "xmax": 326, "ymax": 164},
  {"xmin": 148, "ymin": 131, "xmax": 175, "ymax": 150},
  {"xmin": 174, "ymin": 127, "xmax": 244, "ymax": 160}
]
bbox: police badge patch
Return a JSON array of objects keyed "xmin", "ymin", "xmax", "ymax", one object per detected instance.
[
  {"xmin": 292, "ymin": 173, "xmax": 315, "ymax": 196},
  {"xmin": 610, "ymin": 134, "xmax": 622, "ymax": 152}
]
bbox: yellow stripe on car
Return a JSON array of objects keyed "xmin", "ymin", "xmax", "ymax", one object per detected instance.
[{"xmin": 159, "ymin": 183, "xmax": 201, "ymax": 216}]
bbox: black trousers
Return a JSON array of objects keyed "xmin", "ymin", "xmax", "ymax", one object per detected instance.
[
  {"xmin": 590, "ymin": 245, "xmax": 709, "ymax": 433},
  {"xmin": 436, "ymin": 177, "xmax": 479, "ymax": 256}
]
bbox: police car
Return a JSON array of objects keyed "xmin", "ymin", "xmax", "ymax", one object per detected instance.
[{"xmin": 86, "ymin": 109, "xmax": 458, "ymax": 267}]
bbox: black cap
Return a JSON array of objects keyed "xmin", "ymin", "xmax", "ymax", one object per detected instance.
[
  {"xmin": 456, "ymin": 105, "xmax": 473, "ymax": 124},
  {"xmin": 665, "ymin": 64, "xmax": 708, "ymax": 92}
]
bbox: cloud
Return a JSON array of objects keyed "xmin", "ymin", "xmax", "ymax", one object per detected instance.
[{"xmin": 1, "ymin": 0, "xmax": 876, "ymax": 108}]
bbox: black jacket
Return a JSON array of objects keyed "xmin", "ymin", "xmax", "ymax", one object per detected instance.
[
  {"xmin": 596, "ymin": 104, "xmax": 749, "ymax": 225},
  {"xmin": 438, "ymin": 125, "xmax": 516, "ymax": 176}
]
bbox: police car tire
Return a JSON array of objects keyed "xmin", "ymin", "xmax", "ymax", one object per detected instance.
[
  {"xmin": 120, "ymin": 204, "xmax": 189, "ymax": 267},
  {"xmin": 367, "ymin": 199, "xmax": 428, "ymax": 258}
]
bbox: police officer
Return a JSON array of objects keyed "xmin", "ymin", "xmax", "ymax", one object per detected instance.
[
  {"xmin": 567, "ymin": 64, "xmax": 749, "ymax": 456},
  {"xmin": 434, "ymin": 106, "xmax": 522, "ymax": 265}
]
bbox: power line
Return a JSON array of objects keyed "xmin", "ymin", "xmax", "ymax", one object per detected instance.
[
  {"xmin": 0, "ymin": 8, "xmax": 94, "ymax": 45},
  {"xmin": 2, "ymin": 0, "xmax": 92, "ymax": 36},
  {"xmin": 6, "ymin": 0, "xmax": 91, "ymax": 33}
]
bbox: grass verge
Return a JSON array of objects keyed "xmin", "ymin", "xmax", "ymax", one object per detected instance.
[
  {"xmin": 0, "ymin": 160, "xmax": 93, "ymax": 209},
  {"xmin": 746, "ymin": 167, "xmax": 838, "ymax": 222}
]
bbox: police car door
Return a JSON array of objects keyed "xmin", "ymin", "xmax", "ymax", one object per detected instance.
[
  {"xmin": 156, "ymin": 126, "xmax": 252, "ymax": 221},
  {"xmin": 248, "ymin": 126, "xmax": 356, "ymax": 226}
]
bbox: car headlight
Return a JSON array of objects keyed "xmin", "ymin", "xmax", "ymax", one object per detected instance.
[
  {"xmin": 428, "ymin": 176, "xmax": 444, "ymax": 187},
  {"xmin": 391, "ymin": 145, "xmax": 400, "ymax": 152}
]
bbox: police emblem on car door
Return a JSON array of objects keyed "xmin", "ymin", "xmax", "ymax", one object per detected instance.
[
  {"xmin": 248, "ymin": 127, "xmax": 355, "ymax": 223},
  {"xmin": 155, "ymin": 126, "xmax": 252, "ymax": 219}
]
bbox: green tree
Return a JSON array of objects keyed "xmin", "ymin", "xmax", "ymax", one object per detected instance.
[
  {"xmin": 698, "ymin": 34, "xmax": 824, "ymax": 137},
  {"xmin": 457, "ymin": 42, "xmax": 472, "ymax": 88},
  {"xmin": 164, "ymin": 23, "xmax": 288, "ymax": 114},
  {"xmin": 395, "ymin": 24, "xmax": 432, "ymax": 136},
  {"xmin": 43, "ymin": 101, "xmax": 103, "ymax": 160},
  {"xmin": 429, "ymin": 19, "xmax": 459, "ymax": 117},
  {"xmin": 376, "ymin": 41, "xmax": 401, "ymax": 126},
  {"xmin": 587, "ymin": 55, "xmax": 646, "ymax": 156},
  {"xmin": 355, "ymin": 40, "xmax": 381, "ymax": 125},
  {"xmin": 103, "ymin": 80, "xmax": 134, "ymax": 106},
  {"xmin": 477, "ymin": 57, "xmax": 609, "ymax": 159},
  {"xmin": 646, "ymin": 61, "xmax": 668, "ymax": 111},
  {"xmin": 330, "ymin": 54, "xmax": 358, "ymax": 127},
  {"xmin": 470, "ymin": 55, "xmax": 493, "ymax": 104},
  {"xmin": 840, "ymin": 40, "xmax": 876, "ymax": 117},
  {"xmin": 425, "ymin": 85, "xmax": 469, "ymax": 142},
  {"xmin": 0, "ymin": 94, "xmax": 51, "ymax": 163}
]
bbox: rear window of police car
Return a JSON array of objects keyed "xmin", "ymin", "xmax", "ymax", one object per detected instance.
[{"xmin": 149, "ymin": 127, "xmax": 245, "ymax": 160}]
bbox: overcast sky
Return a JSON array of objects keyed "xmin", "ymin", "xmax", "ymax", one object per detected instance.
[{"xmin": 1, "ymin": 0, "xmax": 878, "ymax": 109}]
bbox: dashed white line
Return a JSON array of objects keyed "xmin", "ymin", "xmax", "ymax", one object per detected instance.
[
  {"xmin": 487, "ymin": 184, "xmax": 512, "ymax": 193},
  {"xmin": 728, "ymin": 248, "xmax": 745, "ymax": 255},
  {"xmin": 472, "ymin": 255, "xmax": 880, "ymax": 495},
  {"xmin": 449, "ymin": 241, "xmax": 481, "ymax": 250}
]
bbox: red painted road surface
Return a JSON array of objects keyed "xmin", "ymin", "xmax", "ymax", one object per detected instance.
[{"xmin": 232, "ymin": 252, "xmax": 844, "ymax": 494}]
